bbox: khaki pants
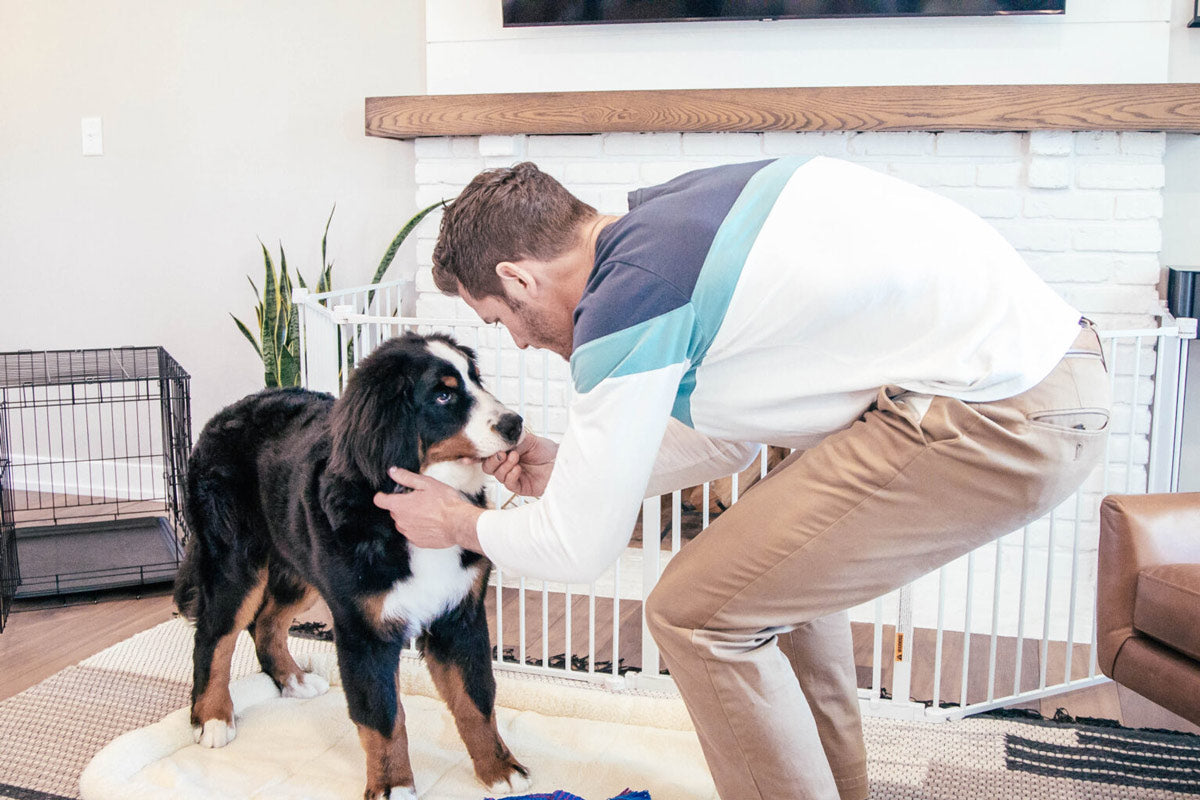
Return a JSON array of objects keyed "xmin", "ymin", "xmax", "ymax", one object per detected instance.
[{"xmin": 645, "ymin": 324, "xmax": 1110, "ymax": 800}]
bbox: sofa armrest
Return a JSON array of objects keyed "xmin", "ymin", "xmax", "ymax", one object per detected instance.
[{"xmin": 1097, "ymin": 492, "xmax": 1200, "ymax": 677}]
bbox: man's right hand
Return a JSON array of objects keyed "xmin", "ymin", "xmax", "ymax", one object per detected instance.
[{"xmin": 483, "ymin": 430, "xmax": 558, "ymax": 498}]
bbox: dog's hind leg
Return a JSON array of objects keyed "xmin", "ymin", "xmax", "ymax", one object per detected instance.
[
  {"xmin": 333, "ymin": 617, "xmax": 416, "ymax": 800},
  {"xmin": 252, "ymin": 568, "xmax": 328, "ymax": 699},
  {"xmin": 190, "ymin": 569, "xmax": 267, "ymax": 748},
  {"xmin": 421, "ymin": 596, "xmax": 530, "ymax": 794}
]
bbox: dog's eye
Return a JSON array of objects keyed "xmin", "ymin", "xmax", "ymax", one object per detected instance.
[{"xmin": 434, "ymin": 391, "xmax": 455, "ymax": 406}]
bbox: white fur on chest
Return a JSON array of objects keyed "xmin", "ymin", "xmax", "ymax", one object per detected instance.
[
  {"xmin": 378, "ymin": 459, "xmax": 486, "ymax": 638},
  {"xmin": 379, "ymin": 547, "xmax": 480, "ymax": 639}
]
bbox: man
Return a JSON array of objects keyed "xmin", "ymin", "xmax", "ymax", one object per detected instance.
[{"xmin": 374, "ymin": 157, "xmax": 1110, "ymax": 799}]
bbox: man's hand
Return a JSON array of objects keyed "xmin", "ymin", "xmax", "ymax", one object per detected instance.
[
  {"xmin": 482, "ymin": 431, "xmax": 558, "ymax": 498},
  {"xmin": 372, "ymin": 467, "xmax": 484, "ymax": 552}
]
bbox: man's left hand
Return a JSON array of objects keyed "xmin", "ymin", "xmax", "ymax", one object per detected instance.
[{"xmin": 372, "ymin": 467, "xmax": 485, "ymax": 552}]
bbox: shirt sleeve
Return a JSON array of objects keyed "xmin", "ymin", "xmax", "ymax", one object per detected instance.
[
  {"xmin": 476, "ymin": 362, "xmax": 685, "ymax": 584},
  {"xmin": 644, "ymin": 419, "xmax": 761, "ymax": 499},
  {"xmin": 475, "ymin": 258, "xmax": 703, "ymax": 584}
]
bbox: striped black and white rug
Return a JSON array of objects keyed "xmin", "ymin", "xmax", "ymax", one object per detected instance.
[
  {"xmin": 0, "ymin": 618, "xmax": 1196, "ymax": 799},
  {"xmin": 1002, "ymin": 717, "xmax": 1200, "ymax": 796}
]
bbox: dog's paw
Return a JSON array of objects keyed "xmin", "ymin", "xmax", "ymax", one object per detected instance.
[
  {"xmin": 194, "ymin": 718, "xmax": 236, "ymax": 748},
  {"xmin": 366, "ymin": 787, "xmax": 418, "ymax": 800},
  {"xmin": 282, "ymin": 672, "xmax": 330, "ymax": 699},
  {"xmin": 482, "ymin": 767, "xmax": 533, "ymax": 796}
]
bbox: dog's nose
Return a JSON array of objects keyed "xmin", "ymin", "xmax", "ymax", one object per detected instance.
[{"xmin": 494, "ymin": 413, "xmax": 523, "ymax": 444}]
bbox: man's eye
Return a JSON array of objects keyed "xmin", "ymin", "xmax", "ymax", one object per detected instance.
[{"xmin": 434, "ymin": 391, "xmax": 455, "ymax": 406}]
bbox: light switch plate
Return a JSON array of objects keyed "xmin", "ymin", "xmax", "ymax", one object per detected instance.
[{"xmin": 81, "ymin": 117, "xmax": 103, "ymax": 156}]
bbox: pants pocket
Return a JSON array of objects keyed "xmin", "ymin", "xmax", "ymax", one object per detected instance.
[
  {"xmin": 1023, "ymin": 356, "xmax": 1111, "ymax": 433},
  {"xmin": 1027, "ymin": 408, "xmax": 1109, "ymax": 432}
]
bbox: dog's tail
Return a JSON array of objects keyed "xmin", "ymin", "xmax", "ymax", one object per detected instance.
[
  {"xmin": 172, "ymin": 537, "xmax": 202, "ymax": 621},
  {"xmin": 173, "ymin": 464, "xmax": 220, "ymax": 622}
]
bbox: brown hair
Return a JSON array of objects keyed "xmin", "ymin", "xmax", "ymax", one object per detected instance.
[{"xmin": 432, "ymin": 162, "xmax": 596, "ymax": 300}]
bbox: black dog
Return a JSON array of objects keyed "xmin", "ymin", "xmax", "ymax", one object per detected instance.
[{"xmin": 174, "ymin": 332, "xmax": 530, "ymax": 799}]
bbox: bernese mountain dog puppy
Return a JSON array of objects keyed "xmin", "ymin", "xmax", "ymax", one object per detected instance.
[{"xmin": 174, "ymin": 332, "xmax": 530, "ymax": 799}]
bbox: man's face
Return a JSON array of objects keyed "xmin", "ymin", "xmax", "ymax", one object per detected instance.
[{"xmin": 462, "ymin": 282, "xmax": 574, "ymax": 360}]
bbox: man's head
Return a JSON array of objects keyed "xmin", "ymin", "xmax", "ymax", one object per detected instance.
[
  {"xmin": 432, "ymin": 162, "xmax": 597, "ymax": 302},
  {"xmin": 432, "ymin": 162, "xmax": 601, "ymax": 358}
]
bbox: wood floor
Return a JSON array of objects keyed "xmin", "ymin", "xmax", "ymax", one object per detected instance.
[
  {"xmin": 0, "ymin": 586, "xmax": 177, "ymax": 700},
  {"xmin": 2, "ymin": 584, "xmax": 1196, "ymax": 735}
]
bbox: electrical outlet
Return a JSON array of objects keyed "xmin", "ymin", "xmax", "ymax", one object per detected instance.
[{"xmin": 81, "ymin": 117, "xmax": 103, "ymax": 156}]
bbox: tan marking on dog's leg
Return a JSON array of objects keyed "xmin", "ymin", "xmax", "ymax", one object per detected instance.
[
  {"xmin": 425, "ymin": 657, "xmax": 528, "ymax": 790},
  {"xmin": 192, "ymin": 572, "xmax": 267, "ymax": 746},
  {"xmin": 356, "ymin": 704, "xmax": 416, "ymax": 800},
  {"xmin": 358, "ymin": 592, "xmax": 407, "ymax": 639},
  {"xmin": 252, "ymin": 586, "xmax": 328, "ymax": 697},
  {"xmin": 469, "ymin": 563, "xmax": 490, "ymax": 603}
]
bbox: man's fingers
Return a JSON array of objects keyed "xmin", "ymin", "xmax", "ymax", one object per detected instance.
[
  {"xmin": 388, "ymin": 466, "xmax": 426, "ymax": 488},
  {"xmin": 483, "ymin": 451, "xmax": 516, "ymax": 478},
  {"xmin": 481, "ymin": 452, "xmax": 506, "ymax": 476},
  {"xmin": 369, "ymin": 491, "xmax": 403, "ymax": 515}
]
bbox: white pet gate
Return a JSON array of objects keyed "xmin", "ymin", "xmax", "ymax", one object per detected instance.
[{"xmin": 296, "ymin": 280, "xmax": 1196, "ymax": 722}]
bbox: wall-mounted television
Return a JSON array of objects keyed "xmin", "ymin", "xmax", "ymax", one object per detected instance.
[{"xmin": 503, "ymin": 1, "xmax": 1066, "ymax": 27}]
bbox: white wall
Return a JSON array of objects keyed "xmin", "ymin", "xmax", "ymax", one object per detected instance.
[
  {"xmin": 1170, "ymin": 0, "xmax": 1200, "ymax": 81},
  {"xmin": 427, "ymin": 0, "xmax": 1173, "ymax": 93},
  {"xmin": 1166, "ymin": 0, "xmax": 1200, "ymax": 269},
  {"xmin": 0, "ymin": 1, "xmax": 428, "ymax": 430},
  {"xmin": 1164, "ymin": 134, "xmax": 1200, "ymax": 269}
]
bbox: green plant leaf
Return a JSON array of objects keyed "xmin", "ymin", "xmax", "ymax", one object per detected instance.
[
  {"xmin": 318, "ymin": 205, "xmax": 336, "ymax": 299},
  {"xmin": 247, "ymin": 276, "xmax": 261, "ymax": 307},
  {"xmin": 319, "ymin": 261, "xmax": 333, "ymax": 295},
  {"xmin": 260, "ymin": 241, "xmax": 281, "ymax": 388},
  {"xmin": 231, "ymin": 314, "xmax": 263, "ymax": 360},
  {"xmin": 321, "ymin": 204, "xmax": 335, "ymax": 280},
  {"xmin": 280, "ymin": 252, "xmax": 301, "ymax": 388},
  {"xmin": 278, "ymin": 247, "xmax": 293, "ymax": 380},
  {"xmin": 368, "ymin": 200, "xmax": 442, "ymax": 306}
]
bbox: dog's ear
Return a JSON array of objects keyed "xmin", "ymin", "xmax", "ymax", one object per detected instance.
[{"xmin": 330, "ymin": 353, "xmax": 421, "ymax": 492}]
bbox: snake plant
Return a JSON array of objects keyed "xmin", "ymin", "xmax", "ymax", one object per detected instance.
[{"xmin": 232, "ymin": 201, "xmax": 439, "ymax": 388}]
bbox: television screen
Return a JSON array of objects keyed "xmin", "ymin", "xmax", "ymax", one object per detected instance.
[{"xmin": 503, "ymin": 1, "xmax": 1066, "ymax": 26}]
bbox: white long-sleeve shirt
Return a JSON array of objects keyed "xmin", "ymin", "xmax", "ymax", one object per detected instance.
[{"xmin": 476, "ymin": 156, "xmax": 1083, "ymax": 583}]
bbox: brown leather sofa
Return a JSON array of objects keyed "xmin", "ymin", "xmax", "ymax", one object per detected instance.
[{"xmin": 1098, "ymin": 492, "xmax": 1200, "ymax": 726}]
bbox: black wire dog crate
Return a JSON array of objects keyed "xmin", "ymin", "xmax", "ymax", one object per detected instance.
[{"xmin": 0, "ymin": 347, "xmax": 191, "ymax": 629}]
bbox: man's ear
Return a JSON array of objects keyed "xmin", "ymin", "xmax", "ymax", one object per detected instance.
[{"xmin": 496, "ymin": 261, "xmax": 540, "ymax": 299}]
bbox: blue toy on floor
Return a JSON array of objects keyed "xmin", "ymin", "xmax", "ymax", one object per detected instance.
[{"xmin": 490, "ymin": 790, "xmax": 650, "ymax": 800}]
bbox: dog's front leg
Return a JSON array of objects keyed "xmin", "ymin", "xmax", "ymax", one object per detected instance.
[
  {"xmin": 336, "ymin": 630, "xmax": 416, "ymax": 800},
  {"xmin": 422, "ymin": 603, "xmax": 530, "ymax": 793}
]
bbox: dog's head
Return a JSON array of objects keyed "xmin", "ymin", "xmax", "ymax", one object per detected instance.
[{"xmin": 330, "ymin": 332, "xmax": 523, "ymax": 492}]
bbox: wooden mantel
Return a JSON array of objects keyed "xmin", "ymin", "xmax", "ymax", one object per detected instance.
[{"xmin": 366, "ymin": 84, "xmax": 1200, "ymax": 139}]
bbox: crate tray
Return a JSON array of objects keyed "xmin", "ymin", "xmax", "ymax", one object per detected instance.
[{"xmin": 14, "ymin": 516, "xmax": 182, "ymax": 598}]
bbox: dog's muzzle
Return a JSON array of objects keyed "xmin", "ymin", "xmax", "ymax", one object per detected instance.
[{"xmin": 494, "ymin": 412, "xmax": 523, "ymax": 446}]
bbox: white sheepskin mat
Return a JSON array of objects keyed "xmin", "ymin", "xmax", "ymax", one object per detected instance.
[{"xmin": 78, "ymin": 636, "xmax": 718, "ymax": 800}]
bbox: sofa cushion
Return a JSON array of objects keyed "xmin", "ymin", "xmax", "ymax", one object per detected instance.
[{"xmin": 1135, "ymin": 564, "xmax": 1200, "ymax": 661}]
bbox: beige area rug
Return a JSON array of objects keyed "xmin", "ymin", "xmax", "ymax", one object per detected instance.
[{"xmin": 0, "ymin": 618, "xmax": 1197, "ymax": 799}]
